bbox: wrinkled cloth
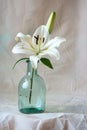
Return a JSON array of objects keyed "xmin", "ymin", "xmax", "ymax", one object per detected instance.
[{"xmin": 0, "ymin": 113, "xmax": 87, "ymax": 130}]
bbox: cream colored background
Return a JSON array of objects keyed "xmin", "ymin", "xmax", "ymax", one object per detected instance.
[{"xmin": 0, "ymin": 0, "xmax": 87, "ymax": 113}]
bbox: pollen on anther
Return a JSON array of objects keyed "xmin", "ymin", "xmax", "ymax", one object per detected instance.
[
  {"xmin": 34, "ymin": 35, "xmax": 39, "ymax": 45},
  {"xmin": 43, "ymin": 37, "xmax": 45, "ymax": 42}
]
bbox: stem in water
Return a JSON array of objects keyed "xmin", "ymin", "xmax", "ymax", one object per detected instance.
[{"xmin": 29, "ymin": 68, "xmax": 34, "ymax": 103}]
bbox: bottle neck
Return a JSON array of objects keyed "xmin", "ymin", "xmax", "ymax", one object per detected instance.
[{"xmin": 26, "ymin": 60, "xmax": 37, "ymax": 75}]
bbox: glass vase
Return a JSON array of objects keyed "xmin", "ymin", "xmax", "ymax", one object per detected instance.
[{"xmin": 18, "ymin": 60, "xmax": 46, "ymax": 114}]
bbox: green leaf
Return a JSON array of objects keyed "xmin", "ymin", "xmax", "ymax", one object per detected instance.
[
  {"xmin": 12, "ymin": 58, "xmax": 29, "ymax": 69},
  {"xmin": 40, "ymin": 58, "xmax": 53, "ymax": 69}
]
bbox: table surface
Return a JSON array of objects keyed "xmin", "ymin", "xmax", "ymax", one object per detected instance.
[{"xmin": 0, "ymin": 112, "xmax": 87, "ymax": 130}]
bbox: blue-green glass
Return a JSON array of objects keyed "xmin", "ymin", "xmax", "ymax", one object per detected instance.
[{"xmin": 18, "ymin": 60, "xmax": 46, "ymax": 114}]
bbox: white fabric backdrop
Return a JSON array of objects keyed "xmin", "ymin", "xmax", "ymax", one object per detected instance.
[{"xmin": 0, "ymin": 0, "xmax": 87, "ymax": 113}]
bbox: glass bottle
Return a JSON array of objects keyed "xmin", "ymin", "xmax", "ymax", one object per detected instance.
[{"xmin": 18, "ymin": 60, "xmax": 46, "ymax": 114}]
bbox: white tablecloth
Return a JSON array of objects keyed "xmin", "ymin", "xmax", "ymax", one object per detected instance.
[{"xmin": 0, "ymin": 112, "xmax": 87, "ymax": 130}]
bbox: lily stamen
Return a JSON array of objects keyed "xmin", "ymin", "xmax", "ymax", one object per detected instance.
[
  {"xmin": 34, "ymin": 35, "xmax": 39, "ymax": 45},
  {"xmin": 43, "ymin": 37, "xmax": 45, "ymax": 43}
]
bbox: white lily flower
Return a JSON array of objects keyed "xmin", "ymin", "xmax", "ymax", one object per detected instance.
[{"xmin": 12, "ymin": 25, "xmax": 66, "ymax": 69}]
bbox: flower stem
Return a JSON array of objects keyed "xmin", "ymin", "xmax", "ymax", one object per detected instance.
[{"xmin": 29, "ymin": 68, "xmax": 34, "ymax": 104}]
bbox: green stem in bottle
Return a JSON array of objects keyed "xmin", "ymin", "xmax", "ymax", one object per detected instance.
[
  {"xmin": 29, "ymin": 68, "xmax": 34, "ymax": 104},
  {"xmin": 46, "ymin": 11, "xmax": 56, "ymax": 34}
]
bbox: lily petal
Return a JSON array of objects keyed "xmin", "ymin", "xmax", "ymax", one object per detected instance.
[
  {"xmin": 42, "ymin": 48, "xmax": 60, "ymax": 60},
  {"xmin": 30, "ymin": 56, "xmax": 39, "ymax": 69},
  {"xmin": 32, "ymin": 25, "xmax": 49, "ymax": 46},
  {"xmin": 15, "ymin": 33, "xmax": 35, "ymax": 50},
  {"xmin": 15, "ymin": 32, "xmax": 25, "ymax": 42},
  {"xmin": 12, "ymin": 42, "xmax": 35, "ymax": 55},
  {"xmin": 43, "ymin": 37, "xmax": 66, "ymax": 49},
  {"xmin": 21, "ymin": 34, "xmax": 36, "ymax": 50}
]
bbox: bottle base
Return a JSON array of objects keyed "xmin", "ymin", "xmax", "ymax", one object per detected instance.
[{"xmin": 19, "ymin": 108, "xmax": 44, "ymax": 114}]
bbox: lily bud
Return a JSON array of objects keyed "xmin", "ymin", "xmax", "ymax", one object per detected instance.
[{"xmin": 46, "ymin": 11, "xmax": 56, "ymax": 34}]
